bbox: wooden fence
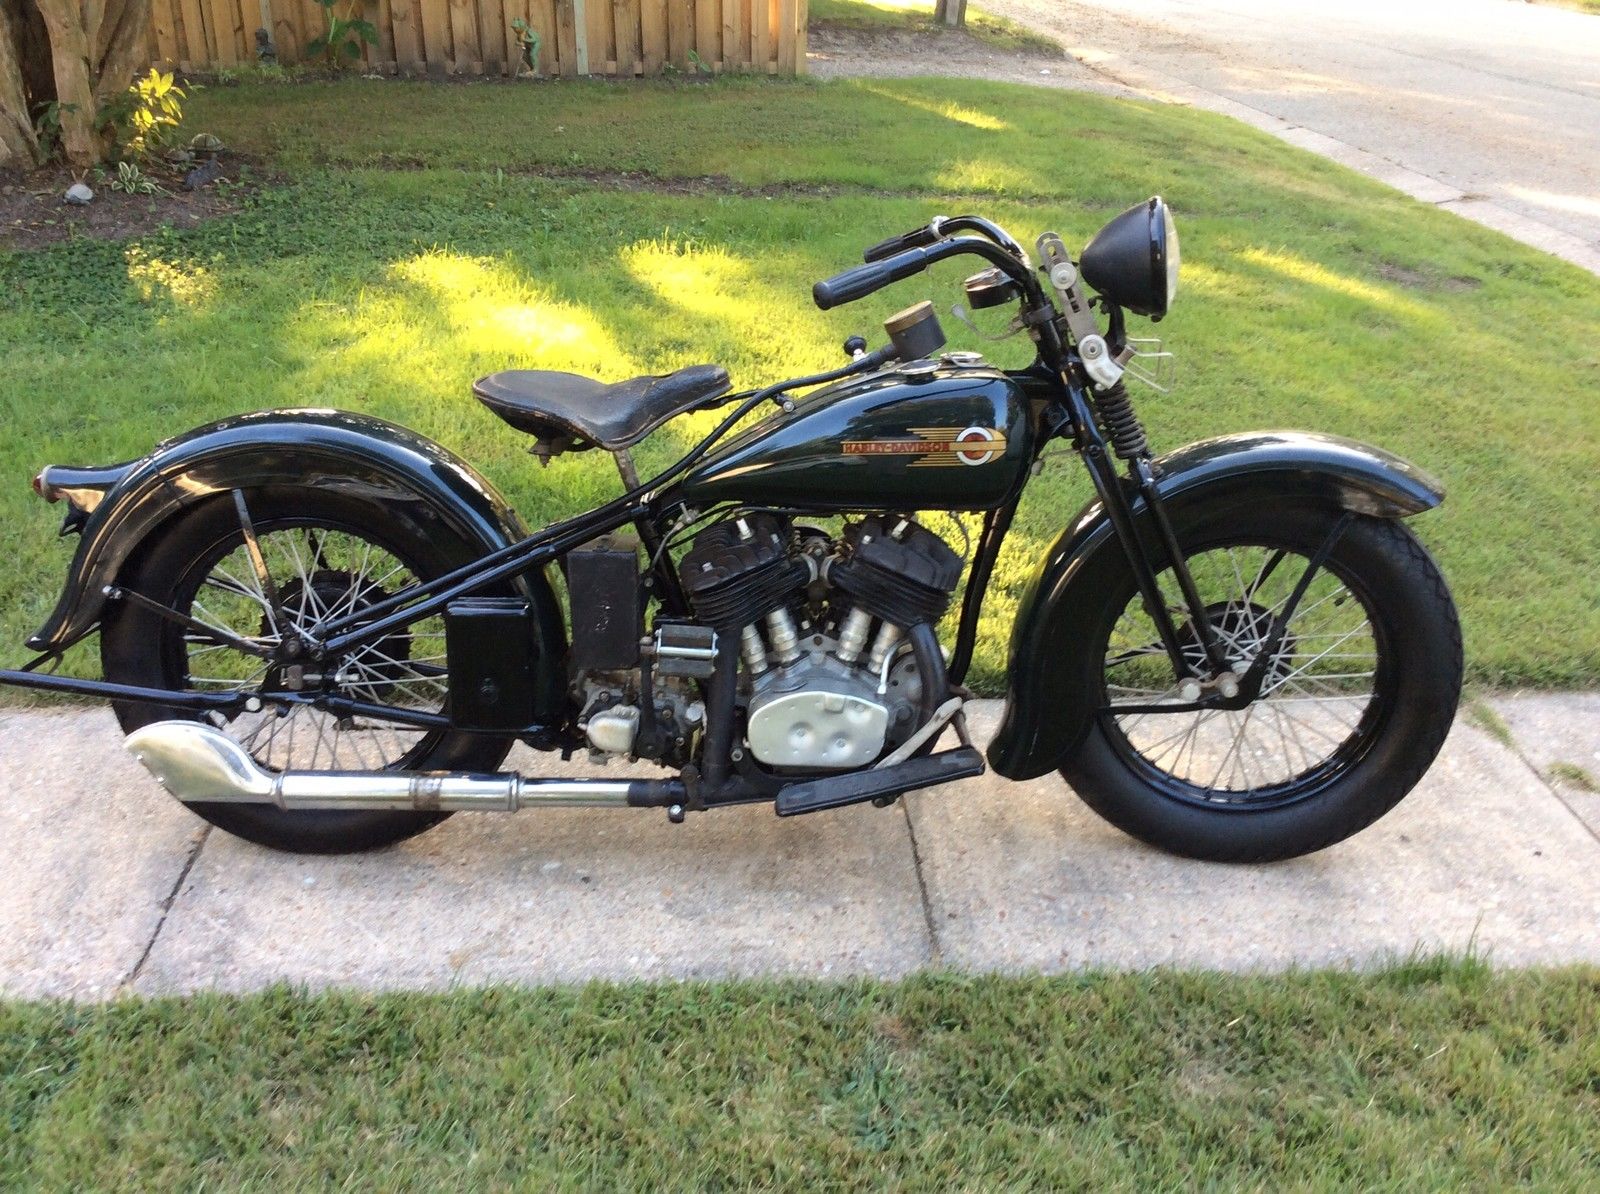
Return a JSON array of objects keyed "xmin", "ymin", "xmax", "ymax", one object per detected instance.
[{"xmin": 148, "ymin": 0, "xmax": 809, "ymax": 77}]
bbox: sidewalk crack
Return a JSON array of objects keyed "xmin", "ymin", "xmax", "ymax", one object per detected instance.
[
  {"xmin": 901, "ymin": 800, "xmax": 943, "ymax": 968},
  {"xmin": 1488, "ymin": 715, "xmax": 1600, "ymax": 852},
  {"xmin": 121, "ymin": 824, "xmax": 211, "ymax": 992}
]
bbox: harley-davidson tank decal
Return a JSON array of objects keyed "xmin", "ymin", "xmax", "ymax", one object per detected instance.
[{"xmin": 841, "ymin": 426, "xmax": 1009, "ymax": 468}]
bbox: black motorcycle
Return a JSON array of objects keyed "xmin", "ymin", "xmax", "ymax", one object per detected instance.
[{"xmin": 8, "ymin": 201, "xmax": 1462, "ymax": 861}]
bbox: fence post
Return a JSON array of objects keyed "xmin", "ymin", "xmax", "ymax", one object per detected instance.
[{"xmin": 572, "ymin": 0, "xmax": 589, "ymax": 71}]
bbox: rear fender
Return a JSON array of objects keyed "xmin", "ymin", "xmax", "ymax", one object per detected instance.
[
  {"xmin": 28, "ymin": 409, "xmax": 568, "ymax": 718},
  {"xmin": 987, "ymin": 431, "xmax": 1444, "ymax": 781}
]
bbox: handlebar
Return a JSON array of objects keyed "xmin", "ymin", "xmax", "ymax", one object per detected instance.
[
  {"xmin": 813, "ymin": 234, "xmax": 1042, "ymax": 312},
  {"xmin": 862, "ymin": 215, "xmax": 1027, "ymax": 265},
  {"xmin": 862, "ymin": 224, "xmax": 945, "ymax": 263},
  {"xmin": 813, "ymin": 247, "xmax": 932, "ymax": 311}
]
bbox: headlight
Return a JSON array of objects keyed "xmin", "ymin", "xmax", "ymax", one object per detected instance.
[{"xmin": 1078, "ymin": 196, "xmax": 1180, "ymax": 321}]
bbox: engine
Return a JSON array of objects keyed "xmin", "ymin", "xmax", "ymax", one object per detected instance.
[{"xmin": 680, "ymin": 511, "xmax": 963, "ymax": 770}]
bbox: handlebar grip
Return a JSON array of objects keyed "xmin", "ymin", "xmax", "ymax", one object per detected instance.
[
  {"xmin": 812, "ymin": 247, "xmax": 930, "ymax": 311},
  {"xmin": 863, "ymin": 225, "xmax": 943, "ymax": 263}
]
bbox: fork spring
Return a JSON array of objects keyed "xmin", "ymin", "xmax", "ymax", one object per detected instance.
[{"xmin": 1094, "ymin": 380, "xmax": 1150, "ymax": 460}]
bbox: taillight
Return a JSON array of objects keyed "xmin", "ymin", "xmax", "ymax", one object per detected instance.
[{"xmin": 32, "ymin": 471, "xmax": 59, "ymax": 502}]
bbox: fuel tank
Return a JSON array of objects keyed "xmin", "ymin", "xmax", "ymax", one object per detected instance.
[{"xmin": 677, "ymin": 360, "xmax": 1036, "ymax": 511}]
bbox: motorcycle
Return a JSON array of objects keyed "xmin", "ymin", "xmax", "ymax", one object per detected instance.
[{"xmin": 7, "ymin": 201, "xmax": 1463, "ymax": 861}]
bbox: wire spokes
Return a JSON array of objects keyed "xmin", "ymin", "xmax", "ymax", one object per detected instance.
[
  {"xmin": 179, "ymin": 518, "xmax": 450, "ymax": 773},
  {"xmin": 1103, "ymin": 542, "xmax": 1379, "ymax": 801}
]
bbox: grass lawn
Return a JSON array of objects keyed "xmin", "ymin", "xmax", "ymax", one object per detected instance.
[
  {"xmin": 5, "ymin": 960, "xmax": 1600, "ymax": 1186},
  {"xmin": 2, "ymin": 76, "xmax": 1598, "ymax": 692},
  {"xmin": 810, "ymin": 0, "xmax": 1065, "ymax": 55}
]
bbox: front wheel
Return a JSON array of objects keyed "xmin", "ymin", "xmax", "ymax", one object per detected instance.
[{"xmin": 1060, "ymin": 501, "xmax": 1462, "ymax": 862}]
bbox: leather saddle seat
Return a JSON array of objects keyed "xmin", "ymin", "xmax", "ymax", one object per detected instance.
[{"xmin": 472, "ymin": 364, "xmax": 732, "ymax": 457}]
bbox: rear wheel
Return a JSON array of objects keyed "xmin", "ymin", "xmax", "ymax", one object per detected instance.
[
  {"xmin": 102, "ymin": 488, "xmax": 515, "ymax": 853},
  {"xmin": 1060, "ymin": 501, "xmax": 1462, "ymax": 862}
]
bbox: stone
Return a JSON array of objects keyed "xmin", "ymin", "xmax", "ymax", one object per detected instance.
[
  {"xmin": 184, "ymin": 158, "xmax": 226, "ymax": 191},
  {"xmin": 63, "ymin": 183, "xmax": 94, "ymax": 205}
]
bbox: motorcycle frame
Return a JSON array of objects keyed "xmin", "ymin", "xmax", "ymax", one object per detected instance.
[{"xmin": 1, "ymin": 226, "xmax": 1223, "ymax": 748}]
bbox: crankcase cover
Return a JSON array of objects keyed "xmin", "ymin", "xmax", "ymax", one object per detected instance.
[{"xmin": 747, "ymin": 689, "xmax": 889, "ymax": 769}]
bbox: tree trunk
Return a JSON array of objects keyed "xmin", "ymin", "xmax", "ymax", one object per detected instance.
[
  {"xmin": 933, "ymin": 0, "xmax": 966, "ymax": 29},
  {"xmin": 0, "ymin": 0, "xmax": 153, "ymax": 169},
  {"xmin": 0, "ymin": 0, "xmax": 41, "ymax": 165}
]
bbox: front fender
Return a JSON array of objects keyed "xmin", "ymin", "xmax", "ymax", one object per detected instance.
[
  {"xmin": 29, "ymin": 408, "xmax": 567, "ymax": 716},
  {"xmin": 987, "ymin": 430, "xmax": 1444, "ymax": 781}
]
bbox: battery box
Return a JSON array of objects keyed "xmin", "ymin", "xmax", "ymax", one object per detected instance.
[
  {"xmin": 565, "ymin": 533, "xmax": 643, "ymax": 673},
  {"xmin": 444, "ymin": 597, "xmax": 537, "ymax": 731}
]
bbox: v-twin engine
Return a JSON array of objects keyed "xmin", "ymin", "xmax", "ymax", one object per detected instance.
[{"xmin": 678, "ymin": 511, "xmax": 962, "ymax": 770}]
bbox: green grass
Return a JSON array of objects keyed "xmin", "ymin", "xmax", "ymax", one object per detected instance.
[
  {"xmin": 3, "ymin": 76, "xmax": 1599, "ymax": 692},
  {"xmin": 6, "ymin": 961, "xmax": 1600, "ymax": 1186},
  {"xmin": 1532, "ymin": 0, "xmax": 1600, "ymax": 14},
  {"xmin": 1550, "ymin": 761, "xmax": 1599, "ymax": 792},
  {"xmin": 810, "ymin": 0, "xmax": 1065, "ymax": 56}
]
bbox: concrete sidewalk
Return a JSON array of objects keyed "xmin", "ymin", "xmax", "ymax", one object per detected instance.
[{"xmin": 5, "ymin": 696, "xmax": 1599, "ymax": 1001}]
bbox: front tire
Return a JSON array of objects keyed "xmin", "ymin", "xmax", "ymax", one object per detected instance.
[
  {"xmin": 1060, "ymin": 501, "xmax": 1462, "ymax": 862},
  {"xmin": 102, "ymin": 487, "xmax": 516, "ymax": 854}
]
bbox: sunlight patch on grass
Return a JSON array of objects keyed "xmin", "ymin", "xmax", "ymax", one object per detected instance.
[
  {"xmin": 386, "ymin": 250, "xmax": 627, "ymax": 374},
  {"xmin": 621, "ymin": 237, "xmax": 757, "ymax": 322},
  {"xmin": 856, "ymin": 82, "xmax": 1014, "ymax": 131},
  {"xmin": 932, "ymin": 156, "xmax": 1041, "ymax": 195},
  {"xmin": 1238, "ymin": 246, "xmax": 1437, "ymax": 322},
  {"xmin": 124, "ymin": 245, "xmax": 215, "ymax": 308}
]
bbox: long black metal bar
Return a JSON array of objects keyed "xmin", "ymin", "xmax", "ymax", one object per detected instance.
[
  {"xmin": 1130, "ymin": 457, "xmax": 1230, "ymax": 674},
  {"xmin": 0, "ymin": 668, "xmax": 249, "ymax": 710},
  {"xmin": 948, "ymin": 500, "xmax": 1017, "ymax": 687},
  {"xmin": 1059, "ymin": 377, "xmax": 1198, "ymax": 679},
  {"xmin": 111, "ymin": 584, "xmax": 276, "ymax": 659}
]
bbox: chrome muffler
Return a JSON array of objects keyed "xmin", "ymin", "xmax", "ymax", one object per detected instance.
[{"xmin": 125, "ymin": 721, "xmax": 660, "ymax": 811}]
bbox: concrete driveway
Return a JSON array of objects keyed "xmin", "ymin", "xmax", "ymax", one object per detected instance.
[
  {"xmin": 6, "ymin": 696, "xmax": 1600, "ymax": 1000},
  {"xmin": 984, "ymin": 0, "xmax": 1600, "ymax": 273}
]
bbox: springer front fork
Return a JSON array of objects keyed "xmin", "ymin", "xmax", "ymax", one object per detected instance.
[{"xmin": 1032, "ymin": 232, "xmax": 1346, "ymax": 709}]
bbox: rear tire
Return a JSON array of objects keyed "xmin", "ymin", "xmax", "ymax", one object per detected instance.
[
  {"xmin": 102, "ymin": 488, "xmax": 516, "ymax": 854},
  {"xmin": 1060, "ymin": 502, "xmax": 1462, "ymax": 862}
]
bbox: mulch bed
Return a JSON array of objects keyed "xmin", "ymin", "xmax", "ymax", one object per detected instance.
[{"xmin": 0, "ymin": 154, "xmax": 252, "ymax": 252}]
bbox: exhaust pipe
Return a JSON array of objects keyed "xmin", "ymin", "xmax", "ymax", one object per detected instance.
[{"xmin": 125, "ymin": 721, "xmax": 672, "ymax": 811}]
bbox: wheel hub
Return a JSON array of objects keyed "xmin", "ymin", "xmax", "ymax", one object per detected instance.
[
  {"xmin": 265, "ymin": 570, "xmax": 408, "ymax": 698},
  {"xmin": 1179, "ymin": 600, "xmax": 1296, "ymax": 687}
]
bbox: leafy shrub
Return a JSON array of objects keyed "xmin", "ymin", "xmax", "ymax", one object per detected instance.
[
  {"xmin": 108, "ymin": 160, "xmax": 165, "ymax": 195},
  {"xmin": 308, "ymin": 0, "xmax": 379, "ymax": 65},
  {"xmin": 97, "ymin": 69, "xmax": 186, "ymax": 162}
]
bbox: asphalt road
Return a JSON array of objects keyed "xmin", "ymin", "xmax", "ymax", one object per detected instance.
[{"xmin": 987, "ymin": 0, "xmax": 1600, "ymax": 254}]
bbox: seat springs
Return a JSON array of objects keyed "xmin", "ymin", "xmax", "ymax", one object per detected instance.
[{"xmin": 1094, "ymin": 380, "xmax": 1150, "ymax": 460}]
